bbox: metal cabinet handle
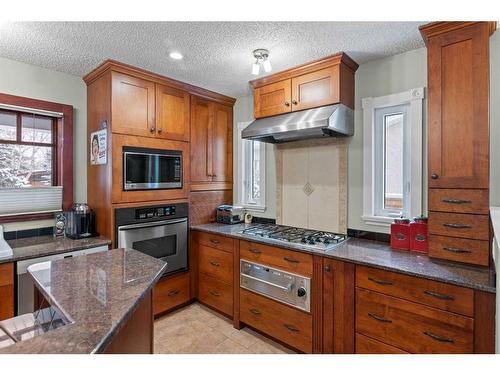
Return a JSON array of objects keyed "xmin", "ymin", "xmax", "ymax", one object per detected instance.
[
  {"xmin": 157, "ymin": 128, "xmax": 163, "ymax": 133},
  {"xmin": 283, "ymin": 256, "xmax": 299, "ymax": 264},
  {"xmin": 443, "ymin": 246, "xmax": 472, "ymax": 254},
  {"xmin": 212, "ymin": 174, "xmax": 217, "ymax": 177},
  {"xmin": 443, "ymin": 223, "xmax": 471, "ymax": 229},
  {"xmin": 209, "ymin": 291, "xmax": 221, "ymax": 297},
  {"xmin": 324, "ymin": 265, "xmax": 331, "ymax": 272},
  {"xmin": 248, "ymin": 248, "xmax": 262, "ymax": 254},
  {"xmin": 424, "ymin": 290, "xmax": 455, "ymax": 301},
  {"xmin": 241, "ymin": 273, "xmax": 291, "ymax": 292},
  {"xmin": 283, "ymin": 323, "xmax": 300, "ymax": 333},
  {"xmin": 442, "ymin": 199, "xmax": 472, "ymax": 205},
  {"xmin": 431, "ymin": 173, "xmax": 439, "ymax": 179},
  {"xmin": 284, "ymin": 101, "xmax": 290, "ymax": 106},
  {"xmin": 249, "ymin": 308, "xmax": 261, "ymax": 315},
  {"xmin": 167, "ymin": 289, "xmax": 180, "ymax": 297},
  {"xmin": 423, "ymin": 331, "xmax": 454, "ymax": 344},
  {"xmin": 368, "ymin": 277, "xmax": 393, "ymax": 286},
  {"xmin": 149, "ymin": 127, "xmax": 155, "ymax": 133},
  {"xmin": 210, "ymin": 239, "xmax": 220, "ymax": 244},
  {"xmin": 291, "ymin": 100, "xmax": 298, "ymax": 105},
  {"xmin": 368, "ymin": 313, "xmax": 392, "ymax": 323},
  {"xmin": 207, "ymin": 174, "xmax": 213, "ymax": 177},
  {"xmin": 209, "ymin": 261, "xmax": 220, "ymax": 267}
]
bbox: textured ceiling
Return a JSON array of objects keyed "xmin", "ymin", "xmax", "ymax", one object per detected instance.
[{"xmin": 0, "ymin": 22, "xmax": 426, "ymax": 98}]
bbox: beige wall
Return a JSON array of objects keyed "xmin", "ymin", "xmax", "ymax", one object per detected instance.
[{"xmin": 0, "ymin": 57, "xmax": 87, "ymax": 231}]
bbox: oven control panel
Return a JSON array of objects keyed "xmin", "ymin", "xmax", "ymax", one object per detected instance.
[{"xmin": 136, "ymin": 205, "xmax": 177, "ymax": 220}]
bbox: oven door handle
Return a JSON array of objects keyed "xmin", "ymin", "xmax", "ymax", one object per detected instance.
[
  {"xmin": 241, "ymin": 273, "xmax": 292, "ymax": 292},
  {"xmin": 118, "ymin": 218, "xmax": 188, "ymax": 231}
]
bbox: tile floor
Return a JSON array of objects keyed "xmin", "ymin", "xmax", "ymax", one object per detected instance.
[{"xmin": 154, "ymin": 302, "xmax": 295, "ymax": 354}]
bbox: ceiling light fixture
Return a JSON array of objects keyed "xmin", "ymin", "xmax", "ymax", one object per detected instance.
[
  {"xmin": 251, "ymin": 49, "xmax": 272, "ymax": 75},
  {"xmin": 169, "ymin": 51, "xmax": 183, "ymax": 60}
]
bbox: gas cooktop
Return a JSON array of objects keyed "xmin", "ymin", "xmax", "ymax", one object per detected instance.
[{"xmin": 239, "ymin": 223, "xmax": 348, "ymax": 251}]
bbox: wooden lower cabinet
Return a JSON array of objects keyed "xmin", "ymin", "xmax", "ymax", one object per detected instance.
[
  {"xmin": 0, "ymin": 263, "xmax": 14, "ymax": 320},
  {"xmin": 153, "ymin": 272, "xmax": 191, "ymax": 317},
  {"xmin": 198, "ymin": 245, "xmax": 233, "ymax": 284},
  {"xmin": 356, "ymin": 333, "xmax": 408, "ymax": 354},
  {"xmin": 240, "ymin": 288, "xmax": 313, "ymax": 353},
  {"xmin": 198, "ymin": 274, "xmax": 233, "ymax": 316}
]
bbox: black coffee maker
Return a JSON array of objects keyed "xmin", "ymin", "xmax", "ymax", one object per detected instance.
[{"xmin": 64, "ymin": 203, "xmax": 98, "ymax": 239}]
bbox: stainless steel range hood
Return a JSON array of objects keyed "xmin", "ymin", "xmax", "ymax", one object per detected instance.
[{"xmin": 242, "ymin": 104, "xmax": 354, "ymax": 143}]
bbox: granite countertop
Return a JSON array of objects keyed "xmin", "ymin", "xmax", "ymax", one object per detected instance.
[
  {"xmin": 0, "ymin": 248, "xmax": 167, "ymax": 354},
  {"xmin": 0, "ymin": 235, "xmax": 111, "ymax": 265},
  {"xmin": 191, "ymin": 223, "xmax": 496, "ymax": 293}
]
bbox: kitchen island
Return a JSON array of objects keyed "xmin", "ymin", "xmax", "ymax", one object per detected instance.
[{"xmin": 0, "ymin": 248, "xmax": 166, "ymax": 354}]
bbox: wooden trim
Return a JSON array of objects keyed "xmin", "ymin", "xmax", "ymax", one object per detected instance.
[
  {"xmin": 0, "ymin": 92, "xmax": 73, "ymax": 221},
  {"xmin": 232, "ymin": 240, "xmax": 242, "ymax": 329},
  {"xmin": 419, "ymin": 21, "xmax": 497, "ymax": 45},
  {"xmin": 249, "ymin": 52, "xmax": 359, "ymax": 89},
  {"xmin": 83, "ymin": 59, "xmax": 236, "ymax": 106},
  {"xmin": 312, "ymin": 256, "xmax": 323, "ymax": 353},
  {"xmin": 190, "ymin": 182, "xmax": 233, "ymax": 191},
  {"xmin": 473, "ymin": 290, "xmax": 496, "ymax": 353}
]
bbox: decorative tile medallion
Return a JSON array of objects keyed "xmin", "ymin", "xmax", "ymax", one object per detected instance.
[{"xmin": 302, "ymin": 182, "xmax": 314, "ymax": 196}]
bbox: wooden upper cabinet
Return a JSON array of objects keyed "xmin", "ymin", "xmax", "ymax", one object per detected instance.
[
  {"xmin": 251, "ymin": 53, "xmax": 358, "ymax": 119},
  {"xmin": 111, "ymin": 72, "xmax": 155, "ymax": 137},
  {"xmin": 291, "ymin": 66, "xmax": 339, "ymax": 112},
  {"xmin": 212, "ymin": 103, "xmax": 233, "ymax": 183},
  {"xmin": 190, "ymin": 95, "xmax": 212, "ymax": 183},
  {"xmin": 254, "ymin": 79, "xmax": 291, "ymax": 118},
  {"xmin": 155, "ymin": 84, "xmax": 190, "ymax": 142},
  {"xmin": 422, "ymin": 22, "xmax": 491, "ymax": 189}
]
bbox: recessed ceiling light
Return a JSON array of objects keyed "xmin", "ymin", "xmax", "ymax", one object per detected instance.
[{"xmin": 169, "ymin": 52, "xmax": 183, "ymax": 60}]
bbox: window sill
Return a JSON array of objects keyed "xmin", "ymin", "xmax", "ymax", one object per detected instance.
[
  {"xmin": 361, "ymin": 215, "xmax": 394, "ymax": 228},
  {"xmin": 241, "ymin": 204, "xmax": 266, "ymax": 213}
]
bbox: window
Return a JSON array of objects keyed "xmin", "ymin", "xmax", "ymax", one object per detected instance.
[
  {"xmin": 236, "ymin": 122, "xmax": 266, "ymax": 211},
  {"xmin": 362, "ymin": 88, "xmax": 424, "ymax": 227},
  {"xmin": 0, "ymin": 110, "xmax": 55, "ymax": 188}
]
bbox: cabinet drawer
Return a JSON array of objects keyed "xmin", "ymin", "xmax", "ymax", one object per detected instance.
[
  {"xmin": 0, "ymin": 263, "xmax": 13, "ymax": 287},
  {"xmin": 240, "ymin": 240, "xmax": 313, "ymax": 277},
  {"xmin": 429, "ymin": 235, "xmax": 490, "ymax": 267},
  {"xmin": 198, "ymin": 245, "xmax": 233, "ymax": 284},
  {"xmin": 428, "ymin": 212, "xmax": 489, "ymax": 240},
  {"xmin": 356, "ymin": 266, "xmax": 473, "ymax": 316},
  {"xmin": 355, "ymin": 333, "xmax": 408, "ymax": 354},
  {"xmin": 356, "ymin": 288, "xmax": 473, "ymax": 353},
  {"xmin": 198, "ymin": 274, "xmax": 233, "ymax": 316},
  {"xmin": 196, "ymin": 232, "xmax": 233, "ymax": 253},
  {"xmin": 240, "ymin": 288, "xmax": 312, "ymax": 353},
  {"xmin": 153, "ymin": 272, "xmax": 190, "ymax": 316},
  {"xmin": 429, "ymin": 189, "xmax": 489, "ymax": 214}
]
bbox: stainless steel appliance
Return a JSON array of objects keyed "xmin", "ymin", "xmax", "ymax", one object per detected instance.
[
  {"xmin": 216, "ymin": 205, "xmax": 244, "ymax": 224},
  {"xmin": 241, "ymin": 104, "xmax": 353, "ymax": 143},
  {"xmin": 240, "ymin": 259, "xmax": 311, "ymax": 312},
  {"xmin": 116, "ymin": 203, "xmax": 188, "ymax": 275},
  {"xmin": 64, "ymin": 203, "xmax": 97, "ymax": 239},
  {"xmin": 123, "ymin": 146, "xmax": 182, "ymax": 191},
  {"xmin": 16, "ymin": 245, "xmax": 108, "ymax": 314},
  {"xmin": 239, "ymin": 223, "xmax": 348, "ymax": 251}
]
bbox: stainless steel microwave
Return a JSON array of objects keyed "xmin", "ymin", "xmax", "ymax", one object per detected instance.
[{"xmin": 123, "ymin": 146, "xmax": 182, "ymax": 191}]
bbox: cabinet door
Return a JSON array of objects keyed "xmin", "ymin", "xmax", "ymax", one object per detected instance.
[
  {"xmin": 190, "ymin": 96, "xmax": 213, "ymax": 183},
  {"xmin": 155, "ymin": 84, "xmax": 190, "ymax": 141},
  {"xmin": 111, "ymin": 72, "xmax": 155, "ymax": 137},
  {"xmin": 427, "ymin": 23, "xmax": 489, "ymax": 188},
  {"xmin": 0, "ymin": 263, "xmax": 14, "ymax": 320},
  {"xmin": 254, "ymin": 79, "xmax": 291, "ymax": 118},
  {"xmin": 212, "ymin": 103, "xmax": 233, "ymax": 183},
  {"xmin": 291, "ymin": 66, "xmax": 340, "ymax": 112}
]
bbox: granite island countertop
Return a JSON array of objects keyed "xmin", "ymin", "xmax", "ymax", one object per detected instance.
[
  {"xmin": 191, "ymin": 223, "xmax": 496, "ymax": 293},
  {"xmin": 0, "ymin": 235, "xmax": 111, "ymax": 265},
  {"xmin": 0, "ymin": 248, "xmax": 167, "ymax": 354}
]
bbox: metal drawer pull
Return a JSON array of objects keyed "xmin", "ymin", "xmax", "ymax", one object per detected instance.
[
  {"xmin": 423, "ymin": 331, "xmax": 454, "ymax": 344},
  {"xmin": 167, "ymin": 289, "xmax": 180, "ymax": 297},
  {"xmin": 209, "ymin": 291, "xmax": 221, "ymax": 297},
  {"xmin": 424, "ymin": 290, "xmax": 455, "ymax": 301},
  {"xmin": 249, "ymin": 308, "xmax": 261, "ymax": 315},
  {"xmin": 283, "ymin": 256, "xmax": 299, "ymax": 263},
  {"xmin": 368, "ymin": 277, "xmax": 393, "ymax": 286},
  {"xmin": 209, "ymin": 261, "xmax": 220, "ymax": 267},
  {"xmin": 368, "ymin": 313, "xmax": 392, "ymax": 323},
  {"xmin": 210, "ymin": 239, "xmax": 220, "ymax": 244},
  {"xmin": 283, "ymin": 323, "xmax": 300, "ymax": 333},
  {"xmin": 442, "ymin": 199, "xmax": 472, "ymax": 204},
  {"xmin": 442, "ymin": 223, "xmax": 471, "ymax": 229},
  {"xmin": 249, "ymin": 248, "xmax": 262, "ymax": 254},
  {"xmin": 443, "ymin": 246, "xmax": 472, "ymax": 254}
]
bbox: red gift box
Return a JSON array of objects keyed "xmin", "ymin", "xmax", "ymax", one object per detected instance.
[
  {"xmin": 410, "ymin": 216, "xmax": 428, "ymax": 253},
  {"xmin": 390, "ymin": 217, "xmax": 410, "ymax": 251}
]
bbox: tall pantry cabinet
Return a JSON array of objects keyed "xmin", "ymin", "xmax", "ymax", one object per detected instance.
[{"xmin": 420, "ymin": 22, "xmax": 496, "ymax": 266}]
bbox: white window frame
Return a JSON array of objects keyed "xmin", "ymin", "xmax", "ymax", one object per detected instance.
[
  {"xmin": 362, "ymin": 87, "xmax": 424, "ymax": 227},
  {"xmin": 236, "ymin": 121, "xmax": 266, "ymax": 212}
]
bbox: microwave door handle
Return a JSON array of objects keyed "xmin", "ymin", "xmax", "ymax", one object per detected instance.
[
  {"xmin": 241, "ymin": 273, "xmax": 292, "ymax": 292},
  {"xmin": 117, "ymin": 218, "xmax": 188, "ymax": 231}
]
